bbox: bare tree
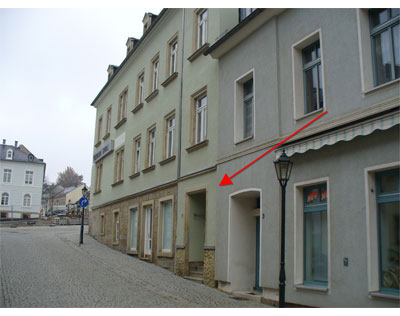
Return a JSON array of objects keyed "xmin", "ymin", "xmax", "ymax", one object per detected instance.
[{"xmin": 56, "ymin": 167, "xmax": 83, "ymax": 188}]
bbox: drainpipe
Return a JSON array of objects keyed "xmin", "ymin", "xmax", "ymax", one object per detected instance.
[{"xmin": 177, "ymin": 8, "xmax": 185, "ymax": 179}]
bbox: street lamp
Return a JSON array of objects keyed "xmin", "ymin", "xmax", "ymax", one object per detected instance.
[
  {"xmin": 80, "ymin": 185, "xmax": 88, "ymax": 245},
  {"xmin": 274, "ymin": 150, "xmax": 293, "ymax": 308}
]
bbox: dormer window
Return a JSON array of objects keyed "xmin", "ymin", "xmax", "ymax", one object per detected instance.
[{"xmin": 6, "ymin": 149, "xmax": 13, "ymax": 160}]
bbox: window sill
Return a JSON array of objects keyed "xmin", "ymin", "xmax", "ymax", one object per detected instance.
[
  {"xmin": 112, "ymin": 241, "xmax": 120, "ymax": 246},
  {"xmin": 159, "ymin": 155, "xmax": 176, "ymax": 165},
  {"xmin": 186, "ymin": 140, "xmax": 209, "ymax": 153},
  {"xmin": 369, "ymin": 291, "xmax": 400, "ymax": 300},
  {"xmin": 145, "ymin": 89, "xmax": 159, "ymax": 103},
  {"xmin": 363, "ymin": 78, "xmax": 400, "ymax": 96},
  {"xmin": 142, "ymin": 165, "xmax": 156, "ymax": 174},
  {"xmin": 94, "ymin": 140, "xmax": 101, "ymax": 148},
  {"xmin": 235, "ymin": 135, "xmax": 254, "ymax": 146},
  {"xmin": 295, "ymin": 284, "xmax": 329, "ymax": 292},
  {"xmin": 294, "ymin": 107, "xmax": 324, "ymax": 122},
  {"xmin": 129, "ymin": 172, "xmax": 140, "ymax": 179},
  {"xmin": 157, "ymin": 251, "xmax": 173, "ymax": 258},
  {"xmin": 114, "ymin": 117, "xmax": 127, "ymax": 129},
  {"xmin": 131, "ymin": 102, "xmax": 144, "ymax": 114},
  {"xmin": 92, "ymin": 190, "xmax": 102, "ymax": 196},
  {"xmin": 187, "ymin": 43, "xmax": 210, "ymax": 62},
  {"xmin": 102, "ymin": 133, "xmax": 110, "ymax": 141},
  {"xmin": 127, "ymin": 249, "xmax": 138, "ymax": 255},
  {"xmin": 111, "ymin": 179, "xmax": 124, "ymax": 187},
  {"xmin": 161, "ymin": 72, "xmax": 178, "ymax": 87}
]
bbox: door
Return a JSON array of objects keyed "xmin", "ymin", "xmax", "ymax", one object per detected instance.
[
  {"xmin": 144, "ymin": 206, "xmax": 152, "ymax": 255},
  {"xmin": 255, "ymin": 216, "xmax": 261, "ymax": 290},
  {"xmin": 130, "ymin": 208, "xmax": 138, "ymax": 251}
]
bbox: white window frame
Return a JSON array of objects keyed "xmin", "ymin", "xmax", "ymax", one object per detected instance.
[
  {"xmin": 97, "ymin": 115, "xmax": 103, "ymax": 142},
  {"xmin": 128, "ymin": 205, "xmax": 139, "ymax": 252},
  {"xmin": 3, "ymin": 168, "xmax": 12, "ymax": 183},
  {"xmin": 170, "ymin": 40, "xmax": 178, "ymax": 75},
  {"xmin": 292, "ymin": 29, "xmax": 326, "ymax": 120},
  {"xmin": 234, "ymin": 69, "xmax": 255, "ymax": 144},
  {"xmin": 139, "ymin": 74, "xmax": 144, "ymax": 104},
  {"xmin": 134, "ymin": 137, "xmax": 141, "ymax": 173},
  {"xmin": 118, "ymin": 89, "xmax": 128, "ymax": 122},
  {"xmin": 106, "ymin": 106, "xmax": 112, "ymax": 135},
  {"xmin": 197, "ymin": 9, "xmax": 208, "ymax": 48},
  {"xmin": 142, "ymin": 201, "xmax": 154, "ymax": 256},
  {"xmin": 6, "ymin": 149, "xmax": 13, "ymax": 160},
  {"xmin": 100, "ymin": 213, "xmax": 105, "ymax": 235},
  {"xmin": 152, "ymin": 59, "xmax": 159, "ymax": 92},
  {"xmin": 158, "ymin": 196, "xmax": 174, "ymax": 254},
  {"xmin": 195, "ymin": 95, "xmax": 207, "ymax": 144},
  {"xmin": 364, "ymin": 161, "xmax": 400, "ymax": 294},
  {"xmin": 293, "ymin": 177, "xmax": 331, "ymax": 291},
  {"xmin": 148, "ymin": 129, "xmax": 156, "ymax": 167},
  {"xmin": 1, "ymin": 192, "xmax": 10, "ymax": 206},
  {"xmin": 23, "ymin": 193, "xmax": 31, "ymax": 207},
  {"xmin": 166, "ymin": 116, "xmax": 175, "ymax": 159},
  {"xmin": 113, "ymin": 210, "xmax": 120, "ymax": 244},
  {"xmin": 25, "ymin": 170, "xmax": 34, "ymax": 185}
]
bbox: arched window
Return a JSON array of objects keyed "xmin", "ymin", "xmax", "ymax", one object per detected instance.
[
  {"xmin": 1, "ymin": 193, "xmax": 9, "ymax": 206},
  {"xmin": 23, "ymin": 194, "xmax": 31, "ymax": 207}
]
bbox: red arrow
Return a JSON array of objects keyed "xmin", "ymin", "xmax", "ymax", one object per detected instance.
[{"xmin": 219, "ymin": 111, "xmax": 328, "ymax": 186}]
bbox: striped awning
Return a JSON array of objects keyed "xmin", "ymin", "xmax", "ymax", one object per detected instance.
[{"xmin": 275, "ymin": 111, "xmax": 400, "ymax": 159}]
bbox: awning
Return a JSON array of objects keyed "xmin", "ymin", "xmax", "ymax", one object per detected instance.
[{"xmin": 275, "ymin": 111, "xmax": 400, "ymax": 159}]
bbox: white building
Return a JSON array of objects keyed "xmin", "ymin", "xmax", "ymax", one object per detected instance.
[{"xmin": 0, "ymin": 139, "xmax": 46, "ymax": 220}]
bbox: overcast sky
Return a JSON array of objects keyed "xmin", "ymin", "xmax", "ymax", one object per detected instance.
[{"xmin": 0, "ymin": 8, "xmax": 162, "ymax": 186}]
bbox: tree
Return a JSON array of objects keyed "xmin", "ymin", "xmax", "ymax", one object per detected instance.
[{"xmin": 56, "ymin": 167, "xmax": 83, "ymax": 188}]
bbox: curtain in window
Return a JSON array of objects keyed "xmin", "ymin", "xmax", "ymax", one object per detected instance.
[{"xmin": 162, "ymin": 201, "xmax": 173, "ymax": 252}]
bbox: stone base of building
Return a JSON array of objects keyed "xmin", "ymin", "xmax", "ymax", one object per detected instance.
[{"xmin": 203, "ymin": 248, "xmax": 216, "ymax": 287}]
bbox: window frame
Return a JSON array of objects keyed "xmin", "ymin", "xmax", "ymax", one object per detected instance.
[
  {"xmin": 195, "ymin": 95, "xmax": 207, "ymax": 144},
  {"xmin": 105, "ymin": 106, "xmax": 112, "ymax": 136},
  {"xmin": 150, "ymin": 54, "xmax": 160, "ymax": 93},
  {"xmin": 128, "ymin": 205, "xmax": 139, "ymax": 253},
  {"xmin": 25, "ymin": 170, "xmax": 34, "ymax": 185},
  {"xmin": 97, "ymin": 115, "xmax": 103, "ymax": 142},
  {"xmin": 133, "ymin": 135, "xmax": 141, "ymax": 174},
  {"xmin": 239, "ymin": 8, "xmax": 256, "ymax": 22},
  {"xmin": 100, "ymin": 213, "xmax": 105, "ymax": 236},
  {"xmin": 164, "ymin": 111, "xmax": 176, "ymax": 160},
  {"xmin": 1, "ymin": 192, "xmax": 9, "ymax": 206},
  {"xmin": 114, "ymin": 147, "xmax": 124, "ymax": 183},
  {"xmin": 369, "ymin": 9, "xmax": 400, "ymax": 87},
  {"xmin": 23, "ymin": 193, "xmax": 31, "ymax": 207},
  {"xmin": 3, "ymin": 168, "xmax": 12, "ymax": 183},
  {"xmin": 169, "ymin": 37, "xmax": 178, "ymax": 76},
  {"xmin": 147, "ymin": 127, "xmax": 156, "ymax": 167},
  {"xmin": 157, "ymin": 196, "xmax": 175, "ymax": 256},
  {"xmin": 6, "ymin": 149, "xmax": 13, "ymax": 160},
  {"xmin": 197, "ymin": 9, "xmax": 208, "ymax": 49},
  {"xmin": 95, "ymin": 160, "xmax": 103, "ymax": 193},
  {"xmin": 118, "ymin": 88, "xmax": 128, "ymax": 123},
  {"xmin": 112, "ymin": 210, "xmax": 120, "ymax": 245}
]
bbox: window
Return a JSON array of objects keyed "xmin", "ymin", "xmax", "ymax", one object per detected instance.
[
  {"xmin": 239, "ymin": 8, "xmax": 256, "ymax": 22},
  {"xmin": 369, "ymin": 9, "xmax": 400, "ymax": 86},
  {"xmin": 292, "ymin": 29, "xmax": 325, "ymax": 119},
  {"xmin": 1, "ymin": 193, "xmax": 9, "ymax": 206},
  {"xmin": 129, "ymin": 207, "xmax": 138, "ymax": 251},
  {"xmin": 95, "ymin": 161, "xmax": 103, "ymax": 192},
  {"xmin": 152, "ymin": 58, "xmax": 159, "ymax": 92},
  {"xmin": 97, "ymin": 115, "xmax": 103, "ymax": 142},
  {"xmin": 100, "ymin": 214, "xmax": 105, "ymax": 235},
  {"xmin": 23, "ymin": 194, "xmax": 31, "ymax": 207},
  {"xmin": 3, "ymin": 169, "xmax": 11, "ymax": 183},
  {"xmin": 143, "ymin": 204, "xmax": 153, "ymax": 255},
  {"xmin": 166, "ymin": 115, "xmax": 175, "ymax": 159},
  {"xmin": 6, "ymin": 149, "xmax": 13, "ymax": 160},
  {"xmin": 195, "ymin": 95, "xmax": 207, "ymax": 143},
  {"xmin": 25, "ymin": 171, "xmax": 33, "ymax": 185},
  {"xmin": 114, "ymin": 147, "xmax": 124, "ymax": 183},
  {"xmin": 113, "ymin": 211, "xmax": 120, "ymax": 243},
  {"xmin": 243, "ymin": 78, "xmax": 254, "ymax": 139},
  {"xmin": 139, "ymin": 74, "xmax": 144, "ymax": 104},
  {"xmin": 147, "ymin": 128, "xmax": 156, "ymax": 167},
  {"xmin": 169, "ymin": 40, "xmax": 178, "ymax": 75},
  {"xmin": 134, "ymin": 137, "xmax": 141, "ymax": 173},
  {"xmin": 375, "ymin": 168, "xmax": 399, "ymax": 292},
  {"xmin": 1, "ymin": 212, "xmax": 6, "ymax": 218},
  {"xmin": 118, "ymin": 89, "xmax": 128, "ymax": 122},
  {"xmin": 303, "ymin": 183, "xmax": 328, "ymax": 285},
  {"xmin": 197, "ymin": 9, "xmax": 208, "ymax": 48},
  {"xmin": 160, "ymin": 200, "xmax": 173, "ymax": 252},
  {"xmin": 303, "ymin": 41, "xmax": 323, "ymax": 114},
  {"xmin": 106, "ymin": 106, "xmax": 112, "ymax": 135}
]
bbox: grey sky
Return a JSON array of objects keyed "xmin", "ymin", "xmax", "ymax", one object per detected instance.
[{"xmin": 0, "ymin": 8, "xmax": 161, "ymax": 186}]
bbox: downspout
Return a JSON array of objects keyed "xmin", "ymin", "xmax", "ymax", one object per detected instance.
[{"xmin": 177, "ymin": 8, "xmax": 185, "ymax": 179}]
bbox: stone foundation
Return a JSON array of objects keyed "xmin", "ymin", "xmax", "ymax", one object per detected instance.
[
  {"xmin": 203, "ymin": 248, "xmax": 216, "ymax": 287},
  {"xmin": 175, "ymin": 248, "xmax": 188, "ymax": 276}
]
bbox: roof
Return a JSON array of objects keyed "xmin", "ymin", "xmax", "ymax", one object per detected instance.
[
  {"xmin": 0, "ymin": 143, "xmax": 45, "ymax": 164},
  {"xmin": 54, "ymin": 186, "xmax": 77, "ymax": 198},
  {"xmin": 91, "ymin": 9, "xmax": 167, "ymax": 107}
]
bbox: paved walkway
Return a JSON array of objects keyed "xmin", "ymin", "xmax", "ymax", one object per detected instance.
[{"xmin": 0, "ymin": 226, "xmax": 267, "ymax": 308}]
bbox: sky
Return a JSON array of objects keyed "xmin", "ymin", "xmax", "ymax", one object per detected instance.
[{"xmin": 0, "ymin": 7, "xmax": 162, "ymax": 186}]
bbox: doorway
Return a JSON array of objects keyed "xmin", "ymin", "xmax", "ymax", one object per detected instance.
[
  {"xmin": 228, "ymin": 189, "xmax": 261, "ymax": 292},
  {"xmin": 144, "ymin": 205, "xmax": 152, "ymax": 256}
]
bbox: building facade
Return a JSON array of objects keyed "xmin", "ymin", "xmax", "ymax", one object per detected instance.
[
  {"xmin": 89, "ymin": 9, "xmax": 238, "ymax": 284},
  {"xmin": 206, "ymin": 9, "xmax": 399, "ymax": 307},
  {"xmin": 0, "ymin": 139, "xmax": 46, "ymax": 220}
]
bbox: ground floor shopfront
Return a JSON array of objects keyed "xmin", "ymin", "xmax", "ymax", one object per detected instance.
[{"xmin": 215, "ymin": 125, "xmax": 399, "ymax": 307}]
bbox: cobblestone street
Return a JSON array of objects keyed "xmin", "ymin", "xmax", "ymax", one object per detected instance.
[{"xmin": 0, "ymin": 225, "xmax": 267, "ymax": 308}]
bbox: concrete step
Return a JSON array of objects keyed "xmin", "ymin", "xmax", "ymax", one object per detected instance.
[
  {"xmin": 190, "ymin": 270, "xmax": 203, "ymax": 276},
  {"xmin": 183, "ymin": 275, "xmax": 203, "ymax": 284}
]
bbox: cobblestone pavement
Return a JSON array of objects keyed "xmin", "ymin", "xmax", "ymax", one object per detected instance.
[{"xmin": 0, "ymin": 226, "xmax": 268, "ymax": 308}]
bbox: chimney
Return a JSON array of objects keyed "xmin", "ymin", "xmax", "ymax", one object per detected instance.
[
  {"xmin": 126, "ymin": 37, "xmax": 139, "ymax": 55},
  {"xmin": 142, "ymin": 12, "xmax": 158, "ymax": 34},
  {"xmin": 107, "ymin": 65, "xmax": 118, "ymax": 80},
  {"xmin": 2, "ymin": 139, "xmax": 5, "ymax": 145},
  {"xmin": 15, "ymin": 141, "xmax": 18, "ymax": 147}
]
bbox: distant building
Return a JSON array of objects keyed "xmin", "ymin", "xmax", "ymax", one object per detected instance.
[{"xmin": 0, "ymin": 139, "xmax": 46, "ymax": 220}]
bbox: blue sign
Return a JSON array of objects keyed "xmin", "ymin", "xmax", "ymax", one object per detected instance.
[{"xmin": 79, "ymin": 197, "xmax": 89, "ymax": 208}]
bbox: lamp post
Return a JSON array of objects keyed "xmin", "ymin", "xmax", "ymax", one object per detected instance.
[
  {"xmin": 80, "ymin": 185, "xmax": 88, "ymax": 245},
  {"xmin": 274, "ymin": 150, "xmax": 293, "ymax": 308}
]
